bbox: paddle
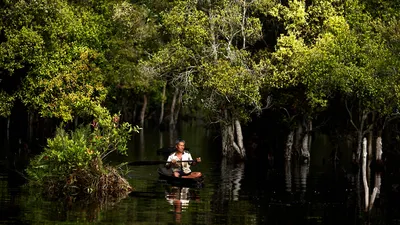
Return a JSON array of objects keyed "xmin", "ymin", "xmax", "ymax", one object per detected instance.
[{"xmin": 128, "ymin": 160, "xmax": 197, "ymax": 166}]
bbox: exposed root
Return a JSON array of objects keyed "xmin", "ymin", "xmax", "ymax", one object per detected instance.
[{"xmin": 42, "ymin": 159, "xmax": 132, "ymax": 199}]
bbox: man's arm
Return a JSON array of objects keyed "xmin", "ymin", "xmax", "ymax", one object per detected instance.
[
  {"xmin": 187, "ymin": 153, "xmax": 197, "ymax": 166},
  {"xmin": 166, "ymin": 155, "xmax": 178, "ymax": 168}
]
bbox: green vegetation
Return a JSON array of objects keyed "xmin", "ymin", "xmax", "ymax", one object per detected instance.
[
  {"xmin": 1, "ymin": 0, "xmax": 400, "ymax": 197},
  {"xmin": 26, "ymin": 108, "xmax": 139, "ymax": 197}
]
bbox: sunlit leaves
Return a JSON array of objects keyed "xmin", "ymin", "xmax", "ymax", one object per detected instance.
[
  {"xmin": 161, "ymin": 0, "xmax": 209, "ymax": 49},
  {"xmin": 202, "ymin": 58, "xmax": 261, "ymax": 117},
  {"xmin": 268, "ymin": 33, "xmax": 308, "ymax": 88},
  {"xmin": 21, "ymin": 47, "xmax": 107, "ymax": 121},
  {"xmin": 0, "ymin": 27, "xmax": 45, "ymax": 74}
]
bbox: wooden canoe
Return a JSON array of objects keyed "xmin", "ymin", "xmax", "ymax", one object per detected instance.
[{"xmin": 157, "ymin": 167, "xmax": 204, "ymax": 188}]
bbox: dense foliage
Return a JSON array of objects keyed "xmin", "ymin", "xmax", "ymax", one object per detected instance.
[
  {"xmin": 1, "ymin": 0, "xmax": 400, "ymax": 163},
  {"xmin": 26, "ymin": 109, "xmax": 138, "ymax": 197}
]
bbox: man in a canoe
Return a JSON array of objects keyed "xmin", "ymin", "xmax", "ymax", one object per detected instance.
[{"xmin": 165, "ymin": 139, "xmax": 202, "ymax": 178}]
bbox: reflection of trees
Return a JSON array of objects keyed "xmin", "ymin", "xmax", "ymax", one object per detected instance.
[
  {"xmin": 211, "ymin": 158, "xmax": 257, "ymax": 224},
  {"xmin": 140, "ymin": 128, "xmax": 145, "ymax": 154},
  {"xmin": 284, "ymin": 161, "xmax": 309, "ymax": 196},
  {"xmin": 221, "ymin": 158, "xmax": 244, "ymax": 201},
  {"xmin": 213, "ymin": 158, "xmax": 245, "ymax": 210},
  {"xmin": 285, "ymin": 161, "xmax": 292, "ymax": 192},
  {"xmin": 18, "ymin": 187, "xmax": 129, "ymax": 224}
]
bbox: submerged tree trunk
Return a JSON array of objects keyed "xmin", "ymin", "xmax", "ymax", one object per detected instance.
[
  {"xmin": 284, "ymin": 160, "xmax": 292, "ymax": 192},
  {"xmin": 220, "ymin": 110, "xmax": 246, "ymax": 159},
  {"xmin": 354, "ymin": 111, "xmax": 368, "ymax": 163},
  {"xmin": 295, "ymin": 122, "xmax": 302, "ymax": 157},
  {"xmin": 376, "ymin": 133, "xmax": 382, "ymax": 161},
  {"xmin": 231, "ymin": 162, "xmax": 244, "ymax": 201},
  {"xmin": 367, "ymin": 131, "xmax": 373, "ymax": 161},
  {"xmin": 293, "ymin": 162, "xmax": 309, "ymax": 203},
  {"xmin": 300, "ymin": 118, "xmax": 312, "ymax": 163},
  {"xmin": 367, "ymin": 131, "xmax": 373, "ymax": 182},
  {"xmin": 369, "ymin": 173, "xmax": 381, "ymax": 211},
  {"xmin": 227, "ymin": 121, "xmax": 241, "ymax": 156},
  {"xmin": 234, "ymin": 119, "xmax": 245, "ymax": 158},
  {"xmin": 284, "ymin": 130, "xmax": 294, "ymax": 161},
  {"xmin": 140, "ymin": 95, "xmax": 147, "ymax": 128},
  {"xmin": 219, "ymin": 158, "xmax": 245, "ymax": 201},
  {"xmin": 362, "ymin": 137, "xmax": 369, "ymax": 211},
  {"xmin": 159, "ymin": 81, "xmax": 167, "ymax": 125},
  {"xmin": 221, "ymin": 121, "xmax": 229, "ymax": 156}
]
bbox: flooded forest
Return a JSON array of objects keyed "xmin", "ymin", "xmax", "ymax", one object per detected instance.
[{"xmin": 1, "ymin": 0, "xmax": 400, "ymax": 224}]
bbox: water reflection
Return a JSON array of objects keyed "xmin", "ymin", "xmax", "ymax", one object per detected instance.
[
  {"xmin": 285, "ymin": 161, "xmax": 310, "ymax": 195},
  {"xmin": 140, "ymin": 129, "xmax": 145, "ymax": 154},
  {"xmin": 164, "ymin": 185, "xmax": 199, "ymax": 223},
  {"xmin": 1, "ymin": 120, "xmax": 400, "ymax": 224},
  {"xmin": 285, "ymin": 161, "xmax": 292, "ymax": 192},
  {"xmin": 220, "ymin": 158, "xmax": 245, "ymax": 201}
]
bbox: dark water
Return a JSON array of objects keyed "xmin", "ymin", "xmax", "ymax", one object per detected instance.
[{"xmin": 0, "ymin": 121, "xmax": 399, "ymax": 225}]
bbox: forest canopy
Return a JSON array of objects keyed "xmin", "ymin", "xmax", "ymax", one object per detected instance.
[{"xmin": 1, "ymin": 0, "xmax": 400, "ymax": 160}]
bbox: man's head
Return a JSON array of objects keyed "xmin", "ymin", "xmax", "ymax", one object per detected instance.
[{"xmin": 175, "ymin": 139, "xmax": 185, "ymax": 152}]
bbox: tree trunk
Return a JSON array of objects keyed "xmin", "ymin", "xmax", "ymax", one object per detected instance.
[
  {"xmin": 140, "ymin": 95, "xmax": 147, "ymax": 128},
  {"xmin": 169, "ymin": 87, "xmax": 179, "ymax": 129},
  {"xmin": 369, "ymin": 132, "xmax": 383, "ymax": 212},
  {"xmin": 367, "ymin": 131, "xmax": 373, "ymax": 182},
  {"xmin": 227, "ymin": 121, "xmax": 241, "ymax": 157},
  {"xmin": 368, "ymin": 173, "xmax": 381, "ymax": 211},
  {"xmin": 295, "ymin": 122, "xmax": 303, "ymax": 157},
  {"xmin": 355, "ymin": 111, "xmax": 368, "ymax": 163},
  {"xmin": 284, "ymin": 130, "xmax": 294, "ymax": 161},
  {"xmin": 221, "ymin": 122, "xmax": 229, "ymax": 156},
  {"xmin": 159, "ymin": 81, "xmax": 167, "ymax": 125},
  {"xmin": 206, "ymin": 0, "xmax": 218, "ymax": 61},
  {"xmin": 368, "ymin": 131, "xmax": 373, "ymax": 161},
  {"xmin": 376, "ymin": 133, "xmax": 382, "ymax": 161},
  {"xmin": 241, "ymin": 0, "xmax": 246, "ymax": 50},
  {"xmin": 234, "ymin": 119, "xmax": 245, "ymax": 158},
  {"xmin": 362, "ymin": 137, "xmax": 369, "ymax": 211},
  {"xmin": 301, "ymin": 118, "xmax": 311, "ymax": 163},
  {"xmin": 220, "ymin": 109, "xmax": 246, "ymax": 159},
  {"xmin": 174, "ymin": 90, "xmax": 182, "ymax": 125}
]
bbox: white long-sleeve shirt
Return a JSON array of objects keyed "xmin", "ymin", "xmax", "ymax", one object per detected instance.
[{"xmin": 166, "ymin": 151, "xmax": 193, "ymax": 174}]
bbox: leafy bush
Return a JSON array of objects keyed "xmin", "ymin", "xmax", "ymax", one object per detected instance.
[{"xmin": 26, "ymin": 111, "xmax": 139, "ymax": 187}]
